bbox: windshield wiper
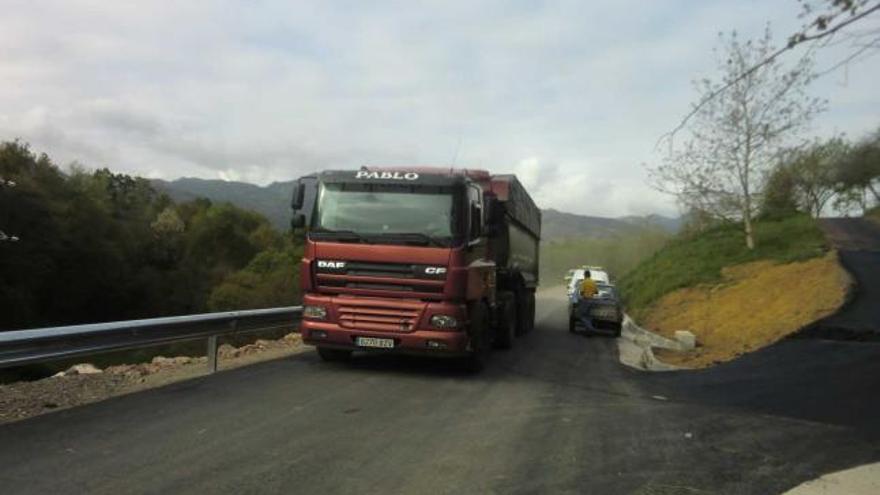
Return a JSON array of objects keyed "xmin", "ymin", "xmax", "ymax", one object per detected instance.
[
  {"xmin": 309, "ymin": 229, "xmax": 366, "ymax": 243},
  {"xmin": 378, "ymin": 232, "xmax": 447, "ymax": 247}
]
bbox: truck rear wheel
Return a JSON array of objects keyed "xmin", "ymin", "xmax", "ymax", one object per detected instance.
[
  {"xmin": 463, "ymin": 301, "xmax": 491, "ymax": 372},
  {"xmin": 494, "ymin": 292, "xmax": 516, "ymax": 349},
  {"xmin": 317, "ymin": 347, "xmax": 352, "ymax": 362},
  {"xmin": 516, "ymin": 290, "xmax": 536, "ymax": 335}
]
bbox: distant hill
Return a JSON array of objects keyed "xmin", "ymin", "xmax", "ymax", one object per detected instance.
[
  {"xmin": 152, "ymin": 178, "xmax": 679, "ymax": 240},
  {"xmin": 542, "ymin": 209, "xmax": 641, "ymax": 240},
  {"xmin": 618, "ymin": 214, "xmax": 683, "ymax": 234},
  {"xmin": 152, "ymin": 178, "xmax": 296, "ymax": 229}
]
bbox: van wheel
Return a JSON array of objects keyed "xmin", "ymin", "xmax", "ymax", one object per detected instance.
[
  {"xmin": 463, "ymin": 301, "xmax": 491, "ymax": 372},
  {"xmin": 494, "ymin": 292, "xmax": 516, "ymax": 349},
  {"xmin": 317, "ymin": 347, "xmax": 352, "ymax": 362}
]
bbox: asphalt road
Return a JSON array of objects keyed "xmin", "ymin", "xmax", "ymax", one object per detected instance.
[
  {"xmin": 802, "ymin": 218, "xmax": 880, "ymax": 339},
  {"xmin": 2, "ymin": 282, "xmax": 879, "ymax": 495}
]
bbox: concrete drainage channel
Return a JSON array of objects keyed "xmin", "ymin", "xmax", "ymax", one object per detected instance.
[{"xmin": 617, "ymin": 315, "xmax": 694, "ymax": 372}]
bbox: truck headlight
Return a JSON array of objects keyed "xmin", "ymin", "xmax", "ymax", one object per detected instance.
[
  {"xmin": 430, "ymin": 315, "xmax": 458, "ymax": 328},
  {"xmin": 303, "ymin": 305, "xmax": 327, "ymax": 320}
]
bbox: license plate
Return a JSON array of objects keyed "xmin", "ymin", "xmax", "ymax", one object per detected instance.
[
  {"xmin": 355, "ymin": 337, "xmax": 395, "ymax": 349},
  {"xmin": 591, "ymin": 308, "xmax": 618, "ymax": 320}
]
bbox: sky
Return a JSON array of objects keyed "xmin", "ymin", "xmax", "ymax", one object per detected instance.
[{"xmin": 1, "ymin": 0, "xmax": 878, "ymax": 218}]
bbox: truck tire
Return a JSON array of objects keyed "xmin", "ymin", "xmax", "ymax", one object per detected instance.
[
  {"xmin": 516, "ymin": 290, "xmax": 536, "ymax": 336},
  {"xmin": 494, "ymin": 292, "xmax": 516, "ymax": 349},
  {"xmin": 317, "ymin": 347, "xmax": 352, "ymax": 362},
  {"xmin": 463, "ymin": 301, "xmax": 491, "ymax": 372}
]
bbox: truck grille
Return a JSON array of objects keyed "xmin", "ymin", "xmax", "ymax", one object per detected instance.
[
  {"xmin": 316, "ymin": 260, "xmax": 446, "ymax": 298},
  {"xmin": 338, "ymin": 302, "xmax": 421, "ymax": 332},
  {"xmin": 344, "ymin": 261, "xmax": 417, "ymax": 278}
]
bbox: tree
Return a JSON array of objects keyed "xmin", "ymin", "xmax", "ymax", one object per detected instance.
[
  {"xmin": 664, "ymin": 1, "xmax": 880, "ymax": 138},
  {"xmin": 787, "ymin": 137, "xmax": 849, "ymax": 217},
  {"xmin": 834, "ymin": 127, "xmax": 880, "ymax": 208},
  {"xmin": 0, "ymin": 140, "xmax": 298, "ymax": 329},
  {"xmin": 761, "ymin": 162, "xmax": 801, "ymax": 219},
  {"xmin": 207, "ymin": 243, "xmax": 302, "ymax": 311},
  {"xmin": 650, "ymin": 28, "xmax": 825, "ymax": 249}
]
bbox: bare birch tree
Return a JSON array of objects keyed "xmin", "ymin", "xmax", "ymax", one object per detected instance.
[{"xmin": 650, "ymin": 28, "xmax": 825, "ymax": 249}]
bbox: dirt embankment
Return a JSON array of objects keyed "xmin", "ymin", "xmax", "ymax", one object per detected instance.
[
  {"xmin": 645, "ymin": 251, "xmax": 852, "ymax": 368},
  {"xmin": 0, "ymin": 333, "xmax": 305, "ymax": 424}
]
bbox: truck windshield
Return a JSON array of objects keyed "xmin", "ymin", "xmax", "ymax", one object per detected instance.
[{"xmin": 312, "ymin": 183, "xmax": 458, "ymax": 245}]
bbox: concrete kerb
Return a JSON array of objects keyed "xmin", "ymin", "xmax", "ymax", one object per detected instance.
[
  {"xmin": 782, "ymin": 462, "xmax": 880, "ymax": 495},
  {"xmin": 617, "ymin": 314, "xmax": 684, "ymax": 372}
]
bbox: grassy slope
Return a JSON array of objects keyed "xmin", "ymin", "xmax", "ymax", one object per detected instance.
[{"xmin": 619, "ymin": 215, "xmax": 828, "ymax": 317}]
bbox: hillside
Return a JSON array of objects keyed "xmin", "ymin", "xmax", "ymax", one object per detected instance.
[
  {"xmin": 619, "ymin": 215, "xmax": 829, "ymax": 316},
  {"xmin": 540, "ymin": 209, "xmax": 642, "ymax": 240},
  {"xmin": 153, "ymin": 178, "xmax": 679, "ymax": 241},
  {"xmin": 152, "ymin": 178, "xmax": 296, "ymax": 230},
  {"xmin": 619, "ymin": 215, "xmax": 847, "ymax": 368}
]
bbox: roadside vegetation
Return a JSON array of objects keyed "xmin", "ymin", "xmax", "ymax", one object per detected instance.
[
  {"xmin": 0, "ymin": 140, "xmax": 302, "ymax": 331},
  {"xmin": 631, "ymin": 13, "xmax": 879, "ymax": 367},
  {"xmin": 619, "ymin": 215, "xmax": 827, "ymax": 318}
]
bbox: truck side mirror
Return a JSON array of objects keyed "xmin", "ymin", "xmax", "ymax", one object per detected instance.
[
  {"xmin": 291, "ymin": 180, "xmax": 305, "ymax": 210},
  {"xmin": 485, "ymin": 198, "xmax": 503, "ymax": 237},
  {"xmin": 290, "ymin": 175, "xmax": 318, "ymax": 231},
  {"xmin": 291, "ymin": 213, "xmax": 306, "ymax": 229},
  {"xmin": 469, "ymin": 203, "xmax": 482, "ymax": 241}
]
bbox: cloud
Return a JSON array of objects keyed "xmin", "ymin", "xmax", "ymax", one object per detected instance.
[{"xmin": 0, "ymin": 0, "xmax": 877, "ymax": 218}]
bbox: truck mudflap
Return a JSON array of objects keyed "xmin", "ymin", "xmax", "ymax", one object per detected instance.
[{"xmin": 302, "ymin": 321, "xmax": 470, "ymax": 356}]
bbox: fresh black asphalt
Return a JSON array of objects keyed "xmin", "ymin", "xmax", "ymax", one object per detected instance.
[
  {"xmin": 2, "ymin": 218, "xmax": 879, "ymax": 494},
  {"xmin": 801, "ymin": 218, "xmax": 880, "ymax": 339}
]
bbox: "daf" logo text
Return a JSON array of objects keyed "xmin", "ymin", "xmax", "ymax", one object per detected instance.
[
  {"xmin": 355, "ymin": 171, "xmax": 419, "ymax": 181},
  {"xmin": 317, "ymin": 260, "xmax": 346, "ymax": 269}
]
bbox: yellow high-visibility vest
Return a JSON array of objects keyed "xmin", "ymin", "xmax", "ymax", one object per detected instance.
[{"xmin": 580, "ymin": 278, "xmax": 598, "ymax": 298}]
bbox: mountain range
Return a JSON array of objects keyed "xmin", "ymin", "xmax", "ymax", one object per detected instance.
[{"xmin": 151, "ymin": 178, "xmax": 680, "ymax": 241}]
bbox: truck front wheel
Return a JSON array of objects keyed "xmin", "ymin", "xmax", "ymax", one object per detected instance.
[
  {"xmin": 463, "ymin": 301, "xmax": 491, "ymax": 372},
  {"xmin": 317, "ymin": 347, "xmax": 353, "ymax": 362},
  {"xmin": 494, "ymin": 292, "xmax": 516, "ymax": 349},
  {"xmin": 516, "ymin": 290, "xmax": 536, "ymax": 335}
]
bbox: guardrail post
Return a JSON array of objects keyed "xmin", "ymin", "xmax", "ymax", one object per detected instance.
[{"xmin": 206, "ymin": 335, "xmax": 218, "ymax": 373}]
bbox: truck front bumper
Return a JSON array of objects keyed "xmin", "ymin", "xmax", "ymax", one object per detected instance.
[
  {"xmin": 300, "ymin": 294, "xmax": 471, "ymax": 356},
  {"xmin": 302, "ymin": 321, "xmax": 470, "ymax": 356}
]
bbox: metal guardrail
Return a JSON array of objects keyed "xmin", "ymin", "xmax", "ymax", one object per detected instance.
[{"xmin": 0, "ymin": 307, "xmax": 303, "ymax": 373}]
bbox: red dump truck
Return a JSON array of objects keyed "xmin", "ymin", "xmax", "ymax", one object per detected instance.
[{"xmin": 290, "ymin": 167, "xmax": 541, "ymax": 370}]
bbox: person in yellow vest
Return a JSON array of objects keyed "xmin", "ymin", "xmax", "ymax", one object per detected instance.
[
  {"xmin": 570, "ymin": 270, "xmax": 598, "ymax": 333},
  {"xmin": 579, "ymin": 271, "xmax": 598, "ymax": 299}
]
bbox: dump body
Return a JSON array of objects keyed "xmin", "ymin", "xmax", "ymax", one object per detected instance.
[{"xmin": 489, "ymin": 175, "xmax": 540, "ymax": 289}]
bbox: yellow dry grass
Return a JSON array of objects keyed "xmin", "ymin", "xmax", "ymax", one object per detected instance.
[{"xmin": 644, "ymin": 250, "xmax": 852, "ymax": 368}]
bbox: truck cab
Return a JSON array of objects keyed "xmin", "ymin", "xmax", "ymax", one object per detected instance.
[{"xmin": 291, "ymin": 167, "xmax": 540, "ymax": 370}]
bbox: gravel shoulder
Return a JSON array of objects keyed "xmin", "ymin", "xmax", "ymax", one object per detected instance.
[{"xmin": 0, "ymin": 333, "xmax": 305, "ymax": 424}]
